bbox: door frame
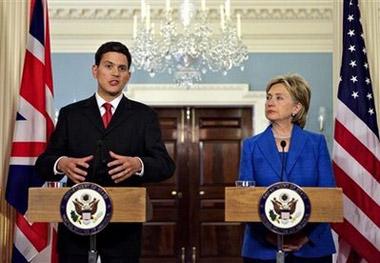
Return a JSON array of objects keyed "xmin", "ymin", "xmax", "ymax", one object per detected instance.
[{"xmin": 125, "ymin": 84, "xmax": 268, "ymax": 135}]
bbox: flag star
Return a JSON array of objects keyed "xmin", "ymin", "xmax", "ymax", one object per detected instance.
[
  {"xmin": 347, "ymin": 29, "xmax": 355, "ymax": 37},
  {"xmin": 347, "ymin": 14, "xmax": 354, "ymax": 22},
  {"xmin": 362, "ymin": 48, "xmax": 366, "ymax": 54},
  {"xmin": 367, "ymin": 93, "xmax": 373, "ymax": 100},
  {"xmin": 349, "ymin": 60, "xmax": 357, "ymax": 67},
  {"xmin": 351, "ymin": 91, "xmax": 359, "ymax": 99},
  {"xmin": 339, "ymin": 76, "xmax": 342, "ymax": 82},
  {"xmin": 350, "ymin": 76, "xmax": 358, "ymax": 83},
  {"xmin": 364, "ymin": 63, "xmax": 368, "ymax": 69},
  {"xmin": 348, "ymin": 45, "xmax": 356, "ymax": 52},
  {"xmin": 361, "ymin": 33, "xmax": 364, "ymax": 38},
  {"xmin": 349, "ymin": 0, "xmax": 353, "ymax": 5},
  {"xmin": 368, "ymin": 108, "xmax": 374, "ymax": 115},
  {"xmin": 365, "ymin": 78, "xmax": 370, "ymax": 84}
]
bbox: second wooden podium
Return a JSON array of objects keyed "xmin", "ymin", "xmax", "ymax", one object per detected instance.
[{"xmin": 225, "ymin": 187, "xmax": 343, "ymax": 223}]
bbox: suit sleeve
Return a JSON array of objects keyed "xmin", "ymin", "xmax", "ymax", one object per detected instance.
[
  {"xmin": 35, "ymin": 108, "xmax": 68, "ymax": 181},
  {"xmin": 139, "ymin": 110, "xmax": 175, "ymax": 183}
]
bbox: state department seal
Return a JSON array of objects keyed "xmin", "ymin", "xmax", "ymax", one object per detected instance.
[
  {"xmin": 60, "ymin": 182, "xmax": 112, "ymax": 236},
  {"xmin": 259, "ymin": 182, "xmax": 311, "ymax": 235}
]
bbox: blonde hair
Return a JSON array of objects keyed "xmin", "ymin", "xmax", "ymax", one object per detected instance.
[{"xmin": 266, "ymin": 73, "xmax": 311, "ymax": 128}]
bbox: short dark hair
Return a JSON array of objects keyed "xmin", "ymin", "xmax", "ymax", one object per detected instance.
[{"xmin": 95, "ymin": 41, "xmax": 132, "ymax": 69}]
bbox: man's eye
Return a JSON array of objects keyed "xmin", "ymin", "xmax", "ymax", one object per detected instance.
[
  {"xmin": 105, "ymin": 64, "xmax": 112, "ymax": 69},
  {"xmin": 119, "ymin": 66, "xmax": 127, "ymax": 72}
]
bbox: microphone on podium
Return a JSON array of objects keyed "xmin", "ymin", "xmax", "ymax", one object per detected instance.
[{"xmin": 280, "ymin": 140, "xmax": 287, "ymax": 181}]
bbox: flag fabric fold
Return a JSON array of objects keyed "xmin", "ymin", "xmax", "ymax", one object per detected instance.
[
  {"xmin": 6, "ymin": 0, "xmax": 57, "ymax": 262},
  {"xmin": 332, "ymin": 0, "xmax": 380, "ymax": 262}
]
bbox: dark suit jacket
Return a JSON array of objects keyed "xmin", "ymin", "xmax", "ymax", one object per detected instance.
[
  {"xmin": 35, "ymin": 95, "xmax": 175, "ymax": 257},
  {"xmin": 239, "ymin": 124, "xmax": 336, "ymax": 260}
]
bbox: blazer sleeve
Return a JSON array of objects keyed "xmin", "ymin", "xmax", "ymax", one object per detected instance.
[
  {"xmin": 239, "ymin": 138, "xmax": 254, "ymax": 181},
  {"xmin": 139, "ymin": 109, "xmax": 175, "ymax": 183},
  {"xmin": 238, "ymin": 138, "xmax": 270, "ymax": 243}
]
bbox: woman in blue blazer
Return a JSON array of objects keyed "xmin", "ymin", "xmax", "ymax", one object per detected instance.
[{"xmin": 239, "ymin": 74, "xmax": 336, "ymax": 263}]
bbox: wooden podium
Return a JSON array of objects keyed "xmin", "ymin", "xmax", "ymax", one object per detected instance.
[
  {"xmin": 26, "ymin": 187, "xmax": 151, "ymax": 223},
  {"xmin": 225, "ymin": 187, "xmax": 343, "ymax": 223}
]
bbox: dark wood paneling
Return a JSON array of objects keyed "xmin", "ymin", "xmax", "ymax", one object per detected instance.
[{"xmin": 141, "ymin": 107, "xmax": 252, "ymax": 263}]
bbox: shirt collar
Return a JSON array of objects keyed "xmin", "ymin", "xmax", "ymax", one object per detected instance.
[{"xmin": 95, "ymin": 92, "xmax": 124, "ymax": 113}]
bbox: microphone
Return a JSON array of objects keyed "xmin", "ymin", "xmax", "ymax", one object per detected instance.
[{"xmin": 280, "ymin": 140, "xmax": 287, "ymax": 181}]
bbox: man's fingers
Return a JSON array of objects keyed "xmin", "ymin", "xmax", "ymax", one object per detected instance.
[
  {"xmin": 81, "ymin": 155, "xmax": 94, "ymax": 162},
  {"xmin": 107, "ymin": 159, "xmax": 123, "ymax": 168},
  {"xmin": 111, "ymin": 169, "xmax": 133, "ymax": 183},
  {"xmin": 109, "ymin": 151, "xmax": 120, "ymax": 159},
  {"xmin": 108, "ymin": 164, "xmax": 125, "ymax": 175},
  {"xmin": 73, "ymin": 166, "xmax": 88, "ymax": 176}
]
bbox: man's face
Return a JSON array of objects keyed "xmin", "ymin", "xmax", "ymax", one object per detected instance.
[{"xmin": 92, "ymin": 51, "xmax": 130, "ymax": 100}]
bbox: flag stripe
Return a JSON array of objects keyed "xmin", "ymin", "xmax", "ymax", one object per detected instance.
[
  {"xmin": 341, "ymin": 195, "xmax": 380, "ymax": 248},
  {"xmin": 334, "ymin": 218, "xmax": 380, "ymax": 260},
  {"xmin": 333, "ymin": 144, "xmax": 380, "ymax": 205},
  {"xmin": 11, "ymin": 142, "xmax": 47, "ymax": 157},
  {"xmin": 334, "ymin": 163, "xmax": 380, "ymax": 225},
  {"xmin": 16, "ymin": 215, "xmax": 48, "ymax": 252},
  {"xmin": 13, "ymin": 227, "xmax": 38, "ymax": 262},
  {"xmin": 20, "ymin": 52, "xmax": 46, "ymax": 114},
  {"xmin": 335, "ymin": 121, "xmax": 380, "ymax": 181},
  {"xmin": 10, "ymin": 157, "xmax": 37, "ymax": 166},
  {"xmin": 26, "ymin": 34, "xmax": 45, "ymax": 65},
  {"xmin": 336, "ymin": 100, "xmax": 380, "ymax": 158}
]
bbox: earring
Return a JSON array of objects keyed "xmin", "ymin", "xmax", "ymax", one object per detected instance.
[{"xmin": 291, "ymin": 113, "xmax": 296, "ymax": 117}]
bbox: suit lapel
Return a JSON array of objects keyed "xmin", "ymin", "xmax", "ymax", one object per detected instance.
[
  {"xmin": 106, "ymin": 96, "xmax": 134, "ymax": 133},
  {"xmin": 82, "ymin": 96, "xmax": 104, "ymax": 132},
  {"xmin": 257, "ymin": 126, "xmax": 282, "ymax": 178},
  {"xmin": 286, "ymin": 125, "xmax": 307, "ymax": 175}
]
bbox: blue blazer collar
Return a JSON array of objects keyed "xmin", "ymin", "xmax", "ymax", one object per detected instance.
[{"xmin": 256, "ymin": 124, "xmax": 307, "ymax": 180}]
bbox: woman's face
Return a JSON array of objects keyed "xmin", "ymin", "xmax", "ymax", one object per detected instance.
[{"xmin": 265, "ymin": 83, "xmax": 301, "ymax": 125}]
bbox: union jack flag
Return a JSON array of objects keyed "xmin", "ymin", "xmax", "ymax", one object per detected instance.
[
  {"xmin": 332, "ymin": 0, "xmax": 380, "ymax": 262},
  {"xmin": 6, "ymin": 0, "xmax": 57, "ymax": 262}
]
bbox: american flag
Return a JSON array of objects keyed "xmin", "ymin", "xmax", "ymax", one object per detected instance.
[
  {"xmin": 332, "ymin": 0, "xmax": 380, "ymax": 262},
  {"xmin": 5, "ymin": 0, "xmax": 57, "ymax": 262}
]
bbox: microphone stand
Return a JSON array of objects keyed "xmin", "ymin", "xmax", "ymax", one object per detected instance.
[
  {"xmin": 87, "ymin": 140, "xmax": 103, "ymax": 263},
  {"xmin": 276, "ymin": 140, "xmax": 287, "ymax": 263},
  {"xmin": 88, "ymin": 235, "xmax": 98, "ymax": 263}
]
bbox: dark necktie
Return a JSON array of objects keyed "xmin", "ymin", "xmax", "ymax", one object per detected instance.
[{"xmin": 102, "ymin": 103, "xmax": 113, "ymax": 128}]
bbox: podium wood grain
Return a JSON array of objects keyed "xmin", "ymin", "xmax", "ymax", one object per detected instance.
[
  {"xmin": 27, "ymin": 187, "xmax": 150, "ymax": 223},
  {"xmin": 225, "ymin": 187, "xmax": 343, "ymax": 222}
]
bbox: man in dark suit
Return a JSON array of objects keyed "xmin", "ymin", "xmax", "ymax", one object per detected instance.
[{"xmin": 35, "ymin": 41, "xmax": 175, "ymax": 263}]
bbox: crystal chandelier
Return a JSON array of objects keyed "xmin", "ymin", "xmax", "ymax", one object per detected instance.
[{"xmin": 131, "ymin": 0, "xmax": 249, "ymax": 88}]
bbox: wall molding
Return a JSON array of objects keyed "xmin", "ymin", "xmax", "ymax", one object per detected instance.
[
  {"xmin": 49, "ymin": 7, "xmax": 332, "ymax": 21},
  {"xmin": 49, "ymin": 0, "xmax": 334, "ymax": 53}
]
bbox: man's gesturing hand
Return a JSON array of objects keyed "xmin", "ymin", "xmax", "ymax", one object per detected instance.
[
  {"xmin": 108, "ymin": 151, "xmax": 142, "ymax": 184},
  {"xmin": 57, "ymin": 155, "xmax": 93, "ymax": 184}
]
